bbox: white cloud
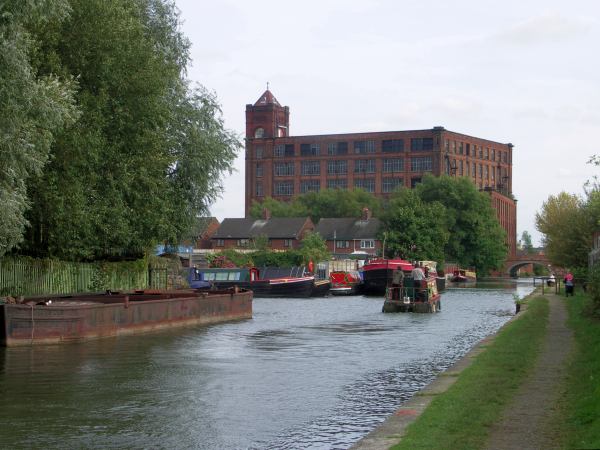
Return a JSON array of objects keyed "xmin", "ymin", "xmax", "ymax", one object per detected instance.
[{"xmin": 494, "ymin": 11, "xmax": 596, "ymax": 45}]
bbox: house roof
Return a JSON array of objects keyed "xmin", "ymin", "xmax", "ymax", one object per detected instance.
[
  {"xmin": 212, "ymin": 217, "xmax": 311, "ymax": 239},
  {"xmin": 315, "ymin": 218, "xmax": 381, "ymax": 240}
]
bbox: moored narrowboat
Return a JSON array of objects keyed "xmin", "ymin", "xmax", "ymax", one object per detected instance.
[
  {"xmin": 449, "ymin": 268, "xmax": 477, "ymax": 283},
  {"xmin": 189, "ymin": 267, "xmax": 318, "ymax": 298},
  {"xmin": 361, "ymin": 258, "xmax": 413, "ymax": 295},
  {"xmin": 329, "ymin": 270, "xmax": 362, "ymax": 295}
]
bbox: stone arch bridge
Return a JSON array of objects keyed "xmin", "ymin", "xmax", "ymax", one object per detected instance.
[{"xmin": 504, "ymin": 253, "xmax": 554, "ymax": 277}]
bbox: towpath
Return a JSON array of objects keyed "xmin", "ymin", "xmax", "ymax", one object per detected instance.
[
  {"xmin": 484, "ymin": 293, "xmax": 574, "ymax": 450},
  {"xmin": 352, "ymin": 292, "xmax": 574, "ymax": 450}
]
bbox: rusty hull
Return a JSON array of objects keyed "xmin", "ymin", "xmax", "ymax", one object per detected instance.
[{"xmin": 0, "ymin": 289, "xmax": 253, "ymax": 347}]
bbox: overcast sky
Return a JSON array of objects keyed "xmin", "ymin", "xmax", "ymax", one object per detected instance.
[{"xmin": 175, "ymin": 0, "xmax": 600, "ymax": 246}]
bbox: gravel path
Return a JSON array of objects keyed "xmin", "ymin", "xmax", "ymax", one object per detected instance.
[{"xmin": 485, "ymin": 294, "xmax": 574, "ymax": 450}]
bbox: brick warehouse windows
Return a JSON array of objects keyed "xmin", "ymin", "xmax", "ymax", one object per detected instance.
[
  {"xmin": 327, "ymin": 142, "xmax": 348, "ymax": 155},
  {"xmin": 411, "ymin": 156, "xmax": 432, "ymax": 172},
  {"xmin": 354, "ymin": 140, "xmax": 375, "ymax": 154},
  {"xmin": 327, "ymin": 160, "xmax": 348, "ymax": 175},
  {"xmin": 382, "ymin": 177, "xmax": 403, "ymax": 193},
  {"xmin": 300, "ymin": 180, "xmax": 320, "ymax": 193},
  {"xmin": 354, "ymin": 178, "xmax": 375, "ymax": 192},
  {"xmin": 300, "ymin": 143, "xmax": 320, "ymax": 156},
  {"xmin": 255, "ymin": 163, "xmax": 263, "ymax": 177},
  {"xmin": 327, "ymin": 179, "xmax": 348, "ymax": 189},
  {"xmin": 274, "ymin": 181, "xmax": 293, "ymax": 196},
  {"xmin": 411, "ymin": 138, "xmax": 433, "ymax": 151},
  {"xmin": 354, "ymin": 159, "xmax": 376, "ymax": 173},
  {"xmin": 301, "ymin": 160, "xmax": 320, "ymax": 176},
  {"xmin": 382, "ymin": 139, "xmax": 404, "ymax": 153},
  {"xmin": 274, "ymin": 162, "xmax": 294, "ymax": 176},
  {"xmin": 382, "ymin": 158, "xmax": 403, "ymax": 172},
  {"xmin": 275, "ymin": 144, "xmax": 295, "ymax": 157}
]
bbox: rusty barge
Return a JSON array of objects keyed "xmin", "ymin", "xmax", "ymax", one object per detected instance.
[{"xmin": 0, "ymin": 288, "xmax": 252, "ymax": 347}]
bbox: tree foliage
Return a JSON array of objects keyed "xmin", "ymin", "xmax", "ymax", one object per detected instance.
[
  {"xmin": 535, "ymin": 192, "xmax": 593, "ymax": 268},
  {"xmin": 250, "ymin": 189, "xmax": 382, "ymax": 222},
  {"xmin": 380, "ymin": 188, "xmax": 448, "ymax": 263},
  {"xmin": 518, "ymin": 230, "xmax": 534, "ymax": 254},
  {"xmin": 0, "ymin": 1, "xmax": 78, "ymax": 257},
  {"xmin": 298, "ymin": 231, "xmax": 330, "ymax": 265},
  {"xmin": 5, "ymin": 0, "xmax": 238, "ymax": 261},
  {"xmin": 207, "ymin": 235, "xmax": 331, "ymax": 269},
  {"xmin": 412, "ymin": 175, "xmax": 507, "ymax": 275}
]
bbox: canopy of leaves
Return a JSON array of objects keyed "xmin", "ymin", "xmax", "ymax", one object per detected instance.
[
  {"xmin": 535, "ymin": 192, "xmax": 593, "ymax": 269},
  {"xmin": 380, "ymin": 188, "xmax": 448, "ymax": 263},
  {"xmin": 298, "ymin": 231, "xmax": 330, "ymax": 265},
  {"xmin": 413, "ymin": 175, "xmax": 507, "ymax": 274},
  {"xmin": 15, "ymin": 0, "xmax": 238, "ymax": 261},
  {"xmin": 0, "ymin": 0, "xmax": 78, "ymax": 257},
  {"xmin": 250, "ymin": 189, "xmax": 382, "ymax": 222}
]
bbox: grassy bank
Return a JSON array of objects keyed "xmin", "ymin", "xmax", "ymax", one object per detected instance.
[
  {"xmin": 559, "ymin": 293, "xmax": 600, "ymax": 448},
  {"xmin": 391, "ymin": 294, "xmax": 549, "ymax": 450}
]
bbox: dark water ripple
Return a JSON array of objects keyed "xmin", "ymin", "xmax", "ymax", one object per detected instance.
[{"xmin": 0, "ymin": 281, "xmax": 533, "ymax": 449}]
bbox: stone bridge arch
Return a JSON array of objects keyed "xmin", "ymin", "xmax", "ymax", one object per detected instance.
[{"xmin": 504, "ymin": 254, "xmax": 553, "ymax": 277}]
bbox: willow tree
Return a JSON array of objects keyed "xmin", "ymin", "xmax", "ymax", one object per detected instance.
[
  {"xmin": 0, "ymin": 0, "xmax": 78, "ymax": 257},
  {"xmin": 21, "ymin": 0, "xmax": 238, "ymax": 260}
]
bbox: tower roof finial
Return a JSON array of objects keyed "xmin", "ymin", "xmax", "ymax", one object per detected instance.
[{"xmin": 266, "ymin": 81, "xmax": 270, "ymax": 91}]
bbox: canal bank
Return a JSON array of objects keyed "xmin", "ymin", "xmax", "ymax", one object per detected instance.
[{"xmin": 352, "ymin": 287, "xmax": 549, "ymax": 450}]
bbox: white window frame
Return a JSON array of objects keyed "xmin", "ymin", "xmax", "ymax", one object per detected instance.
[{"xmin": 360, "ymin": 239, "xmax": 375, "ymax": 249}]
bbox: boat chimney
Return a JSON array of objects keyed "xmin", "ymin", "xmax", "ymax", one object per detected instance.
[
  {"xmin": 361, "ymin": 207, "xmax": 371, "ymax": 220},
  {"xmin": 262, "ymin": 208, "xmax": 271, "ymax": 220}
]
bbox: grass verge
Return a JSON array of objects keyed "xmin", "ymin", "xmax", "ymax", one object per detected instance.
[
  {"xmin": 391, "ymin": 295, "xmax": 549, "ymax": 450},
  {"xmin": 559, "ymin": 292, "xmax": 600, "ymax": 449}
]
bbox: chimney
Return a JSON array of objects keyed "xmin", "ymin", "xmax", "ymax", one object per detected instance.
[
  {"xmin": 262, "ymin": 208, "xmax": 271, "ymax": 220},
  {"xmin": 361, "ymin": 207, "xmax": 371, "ymax": 220}
]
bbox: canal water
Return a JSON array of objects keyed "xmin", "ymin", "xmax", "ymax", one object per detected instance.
[{"xmin": 0, "ymin": 280, "xmax": 533, "ymax": 449}]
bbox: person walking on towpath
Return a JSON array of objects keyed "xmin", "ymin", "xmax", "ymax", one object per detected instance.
[{"xmin": 564, "ymin": 271, "xmax": 574, "ymax": 297}]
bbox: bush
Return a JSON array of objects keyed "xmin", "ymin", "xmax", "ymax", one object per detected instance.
[{"xmin": 585, "ymin": 264, "xmax": 600, "ymax": 316}]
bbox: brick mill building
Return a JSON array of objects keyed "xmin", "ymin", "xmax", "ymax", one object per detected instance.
[{"xmin": 244, "ymin": 89, "xmax": 517, "ymax": 257}]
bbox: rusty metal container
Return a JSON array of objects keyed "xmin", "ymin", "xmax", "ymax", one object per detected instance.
[{"xmin": 0, "ymin": 289, "xmax": 252, "ymax": 346}]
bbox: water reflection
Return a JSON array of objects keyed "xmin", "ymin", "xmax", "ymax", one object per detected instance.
[{"xmin": 0, "ymin": 280, "xmax": 533, "ymax": 449}]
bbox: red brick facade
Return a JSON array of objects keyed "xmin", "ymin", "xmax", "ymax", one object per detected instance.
[{"xmin": 245, "ymin": 90, "xmax": 517, "ymax": 257}]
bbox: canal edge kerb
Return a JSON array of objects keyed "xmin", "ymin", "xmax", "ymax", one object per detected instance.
[{"xmin": 350, "ymin": 287, "xmax": 542, "ymax": 450}]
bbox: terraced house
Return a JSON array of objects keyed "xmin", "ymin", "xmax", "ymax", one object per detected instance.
[{"xmin": 245, "ymin": 89, "xmax": 517, "ymax": 257}]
